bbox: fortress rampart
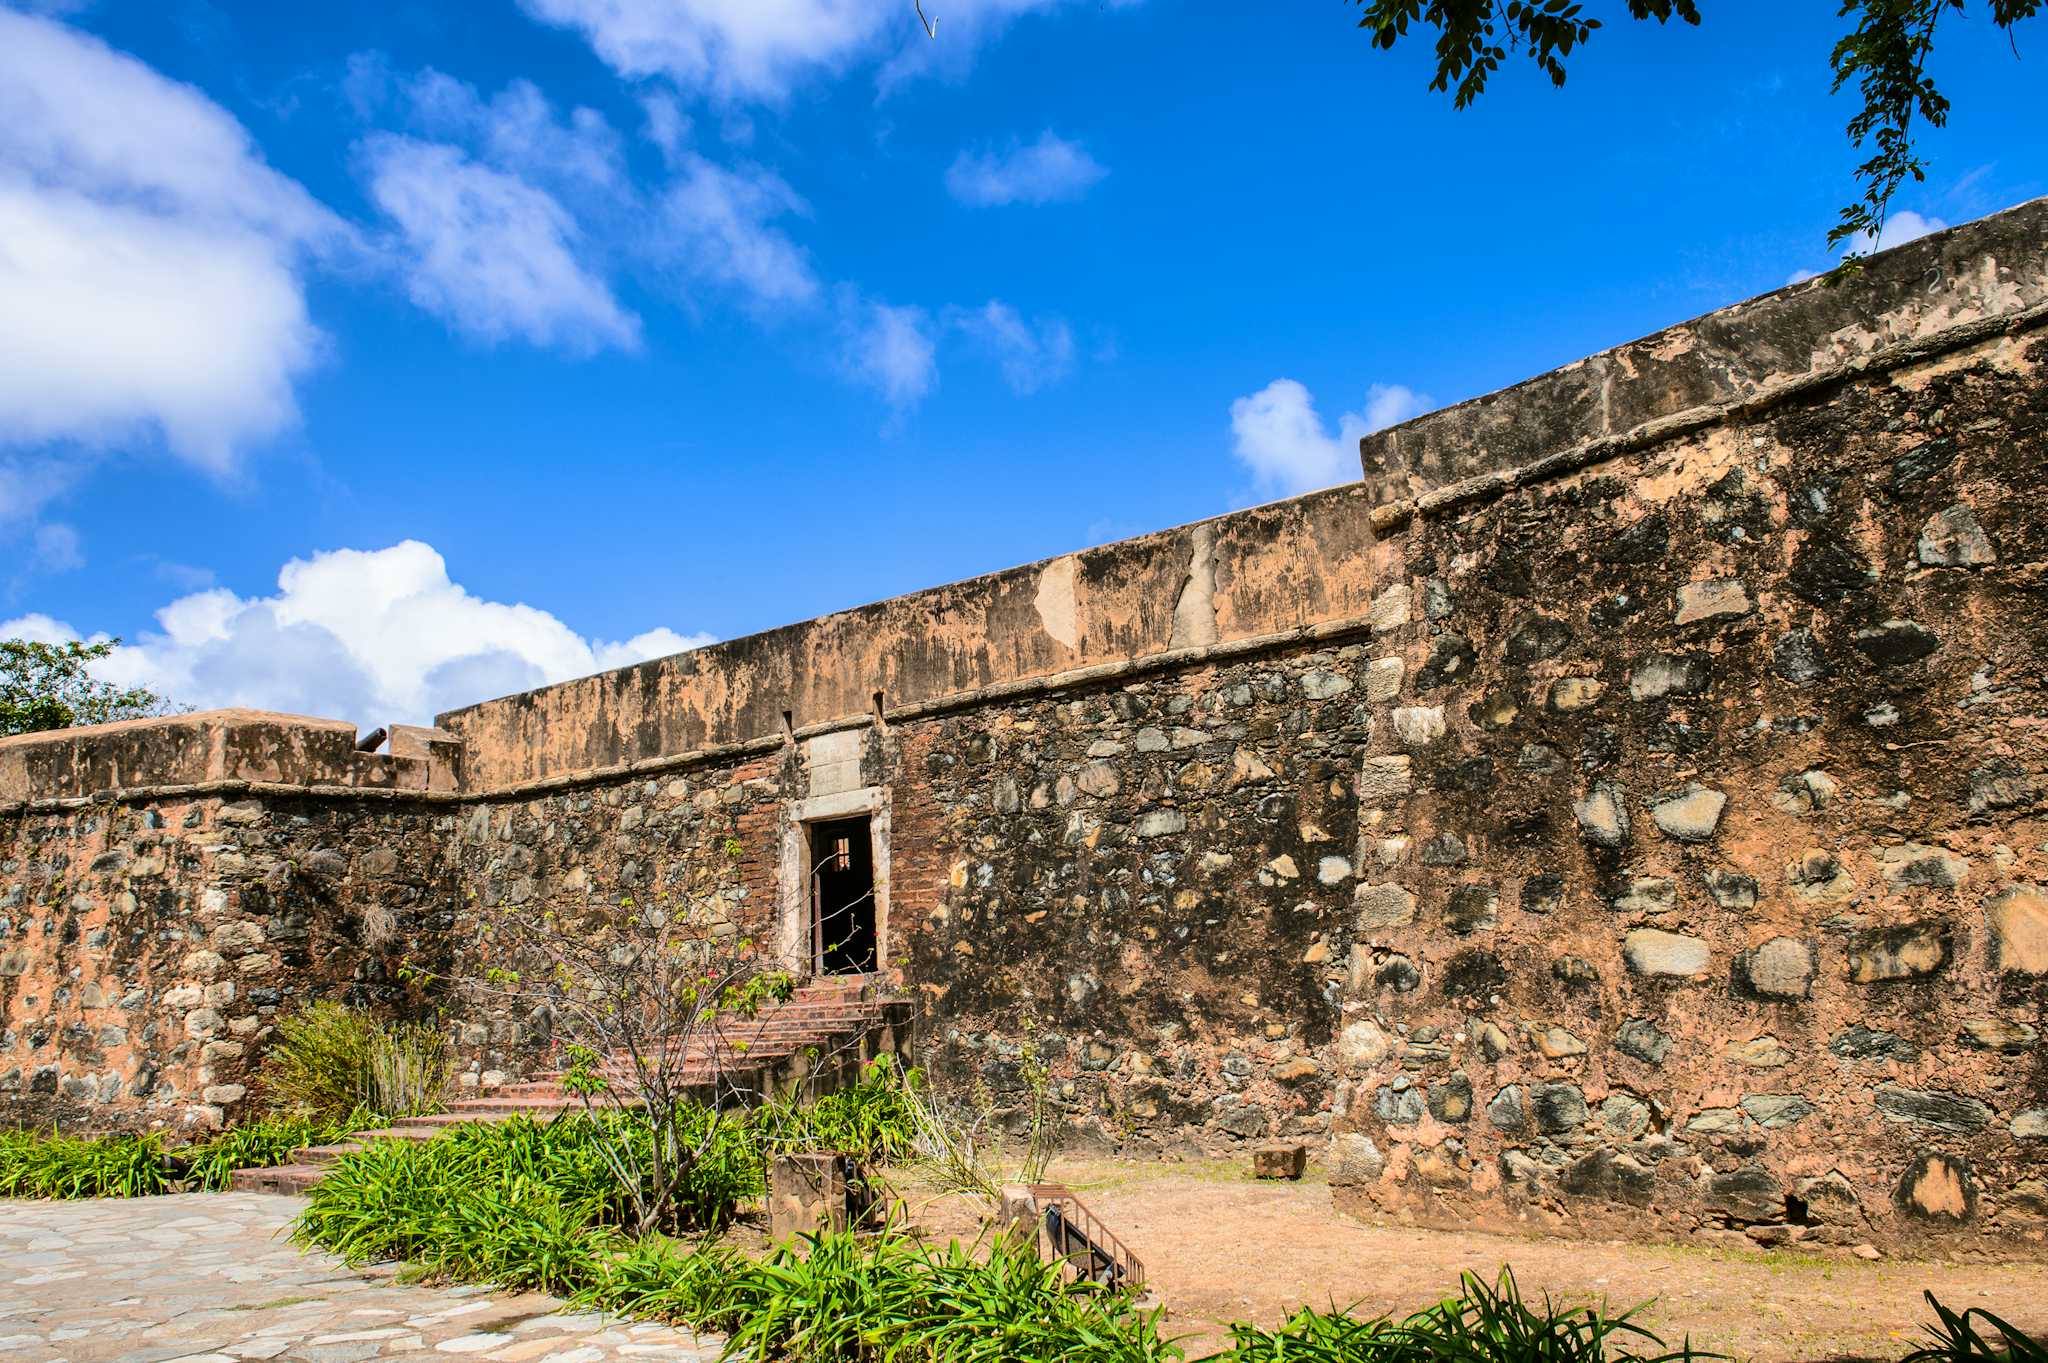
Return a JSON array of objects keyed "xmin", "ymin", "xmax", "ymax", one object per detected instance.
[{"xmin": 5, "ymin": 199, "xmax": 2045, "ymax": 1251}]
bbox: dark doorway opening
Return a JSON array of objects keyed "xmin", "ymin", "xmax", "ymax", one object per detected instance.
[{"xmin": 809, "ymin": 816, "xmax": 876, "ymax": 975}]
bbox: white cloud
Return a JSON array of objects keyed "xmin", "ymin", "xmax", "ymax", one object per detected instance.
[
  {"xmin": 945, "ymin": 131, "xmax": 1105, "ymax": 207},
  {"xmin": 0, "ymin": 9, "xmax": 341, "ymax": 472},
  {"xmin": 655, "ymin": 153, "xmax": 819, "ymax": 307},
  {"xmin": 515, "ymin": 0, "xmax": 1127, "ymax": 102},
  {"xmin": 953, "ymin": 301, "xmax": 1073, "ymax": 393},
  {"xmin": 28, "ymin": 523, "xmax": 83, "ymax": 575},
  {"xmin": 1228, "ymin": 379, "xmax": 1429, "ymax": 497},
  {"xmin": 1788, "ymin": 209, "xmax": 1949, "ymax": 285},
  {"xmin": 1855, "ymin": 209, "xmax": 1948, "ymax": 255},
  {"xmin": 362, "ymin": 134, "xmax": 641, "ymax": 353},
  {"xmin": 0, "ymin": 612, "xmax": 78, "ymax": 646},
  {"xmin": 3, "ymin": 540, "xmax": 713, "ymax": 726},
  {"xmin": 841, "ymin": 297, "xmax": 937, "ymax": 407},
  {"xmin": 405, "ymin": 71, "xmax": 628, "ymax": 196}
]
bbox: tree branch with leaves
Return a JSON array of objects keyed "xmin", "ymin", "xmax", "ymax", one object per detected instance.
[
  {"xmin": 1, "ymin": 637, "xmax": 165, "ymax": 737},
  {"xmin": 1347, "ymin": 0, "xmax": 2040, "ymax": 260}
]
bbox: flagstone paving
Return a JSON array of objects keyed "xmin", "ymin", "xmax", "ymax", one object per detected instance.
[{"xmin": 0, "ymin": 1194, "xmax": 723, "ymax": 1363}]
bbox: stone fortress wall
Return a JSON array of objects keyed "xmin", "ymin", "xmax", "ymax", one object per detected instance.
[{"xmin": 3, "ymin": 199, "xmax": 2044, "ymax": 1252}]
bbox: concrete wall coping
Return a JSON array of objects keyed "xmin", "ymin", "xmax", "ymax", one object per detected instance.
[
  {"xmin": 1358, "ymin": 196, "xmax": 2048, "ymax": 501},
  {"xmin": 0, "ymin": 709, "xmax": 462, "ymax": 805}
]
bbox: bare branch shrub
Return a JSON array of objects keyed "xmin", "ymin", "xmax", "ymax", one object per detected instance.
[{"xmin": 409, "ymin": 882, "xmax": 793, "ymax": 1235}]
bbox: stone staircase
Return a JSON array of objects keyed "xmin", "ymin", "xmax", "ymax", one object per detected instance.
[{"xmin": 232, "ymin": 978, "xmax": 912, "ymax": 1195}]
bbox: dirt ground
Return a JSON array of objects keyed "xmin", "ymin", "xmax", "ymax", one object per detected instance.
[{"xmin": 874, "ymin": 1156, "xmax": 2048, "ymax": 1363}]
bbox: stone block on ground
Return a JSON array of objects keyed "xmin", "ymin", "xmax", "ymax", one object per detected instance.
[{"xmin": 1253, "ymin": 1139, "xmax": 1309, "ymax": 1180}]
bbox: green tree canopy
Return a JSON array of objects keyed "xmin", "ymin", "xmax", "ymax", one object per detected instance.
[
  {"xmin": 1348, "ymin": 0, "xmax": 2040, "ymax": 256},
  {"xmin": 1, "ymin": 637, "xmax": 166, "ymax": 737}
]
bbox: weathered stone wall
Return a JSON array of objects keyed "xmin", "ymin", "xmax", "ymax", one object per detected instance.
[
  {"xmin": 1314, "ymin": 323, "xmax": 2048, "ymax": 1251},
  {"xmin": 3, "ymin": 200, "xmax": 2043, "ymax": 1254},
  {"xmin": 884, "ymin": 655, "xmax": 1373, "ymax": 1152},
  {"xmin": 0, "ymin": 792, "xmax": 454, "ymax": 1133}
]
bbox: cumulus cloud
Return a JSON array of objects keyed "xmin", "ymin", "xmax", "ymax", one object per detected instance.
[
  {"xmin": 1, "ymin": 541, "xmax": 713, "ymax": 727},
  {"xmin": 515, "ymin": 0, "xmax": 1122, "ymax": 103},
  {"xmin": 945, "ymin": 131, "xmax": 1106, "ymax": 207},
  {"xmin": 1229, "ymin": 379, "xmax": 1430, "ymax": 497},
  {"xmin": 1786, "ymin": 209, "xmax": 1949, "ymax": 285},
  {"xmin": 362, "ymin": 135, "xmax": 641, "ymax": 353},
  {"xmin": 0, "ymin": 8, "xmax": 342, "ymax": 472},
  {"xmin": 952, "ymin": 301, "xmax": 1073, "ymax": 393},
  {"xmin": 841, "ymin": 297, "xmax": 937, "ymax": 407}
]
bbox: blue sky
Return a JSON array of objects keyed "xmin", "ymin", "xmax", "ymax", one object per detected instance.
[{"xmin": 2, "ymin": 0, "xmax": 2042, "ymax": 726}]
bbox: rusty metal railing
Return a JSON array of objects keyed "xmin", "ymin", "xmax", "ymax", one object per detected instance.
[{"xmin": 1025, "ymin": 1183, "xmax": 1145, "ymax": 1289}]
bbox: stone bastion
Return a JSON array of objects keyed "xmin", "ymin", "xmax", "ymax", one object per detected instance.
[{"xmin": 4, "ymin": 198, "xmax": 2045, "ymax": 1252}]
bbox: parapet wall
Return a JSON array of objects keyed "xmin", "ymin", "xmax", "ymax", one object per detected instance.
[
  {"xmin": 2, "ymin": 200, "xmax": 2044, "ymax": 1252},
  {"xmin": 0, "ymin": 710, "xmax": 463, "ymax": 805}
]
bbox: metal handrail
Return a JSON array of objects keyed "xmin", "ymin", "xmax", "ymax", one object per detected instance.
[{"xmin": 1024, "ymin": 1182, "xmax": 1145, "ymax": 1289}]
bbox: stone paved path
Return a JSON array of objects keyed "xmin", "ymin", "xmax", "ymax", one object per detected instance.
[{"xmin": 0, "ymin": 1194, "xmax": 725, "ymax": 1363}]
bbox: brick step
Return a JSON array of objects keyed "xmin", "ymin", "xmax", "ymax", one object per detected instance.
[
  {"xmin": 230, "ymin": 1163, "xmax": 327, "ymax": 1195},
  {"xmin": 292, "ymin": 1141, "xmax": 367, "ymax": 1166},
  {"xmin": 227, "ymin": 989, "xmax": 910, "ymax": 1194}
]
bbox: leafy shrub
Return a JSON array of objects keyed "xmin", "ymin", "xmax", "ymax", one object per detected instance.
[
  {"xmin": 258, "ymin": 1001, "xmax": 375, "ymax": 1118},
  {"xmin": 295, "ymin": 1107, "xmax": 764, "ymax": 1288},
  {"xmin": 368, "ymin": 1019, "xmax": 454, "ymax": 1119},
  {"xmin": 1905, "ymin": 1292, "xmax": 2047, "ymax": 1363},
  {"xmin": 576, "ymin": 1227, "xmax": 1175, "ymax": 1363},
  {"xmin": 0, "ymin": 1112, "xmax": 365, "ymax": 1198},
  {"xmin": 176, "ymin": 1110, "xmax": 370, "ymax": 1192},
  {"xmin": 753, "ymin": 1058, "xmax": 922, "ymax": 1164},
  {"xmin": 295, "ymin": 1132, "xmax": 612, "ymax": 1295},
  {"xmin": 258, "ymin": 1002, "xmax": 448, "ymax": 1121},
  {"xmin": 0, "ymin": 1129, "xmax": 171, "ymax": 1198},
  {"xmin": 1213, "ymin": 1268, "xmax": 1701, "ymax": 1363}
]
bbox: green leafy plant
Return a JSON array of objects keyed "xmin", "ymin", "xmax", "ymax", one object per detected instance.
[
  {"xmin": 368, "ymin": 1020, "xmax": 454, "ymax": 1119},
  {"xmin": 257, "ymin": 1001, "xmax": 375, "ymax": 1118},
  {"xmin": 1209, "ymin": 1268, "xmax": 1705, "ymax": 1363},
  {"xmin": 1904, "ymin": 1291, "xmax": 2048, "ymax": 1363},
  {"xmin": 0, "ymin": 1113, "xmax": 367, "ymax": 1198},
  {"xmin": 754, "ymin": 1057, "xmax": 923, "ymax": 1163},
  {"xmin": 257, "ymin": 1001, "xmax": 446, "ymax": 1121},
  {"xmin": 175, "ymin": 1110, "xmax": 369, "ymax": 1192},
  {"xmin": 0, "ymin": 636, "xmax": 165, "ymax": 736},
  {"xmin": 0, "ymin": 1129, "xmax": 171, "ymax": 1198}
]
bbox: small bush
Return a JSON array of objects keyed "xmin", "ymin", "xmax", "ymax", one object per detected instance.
[
  {"xmin": 259, "ymin": 1002, "xmax": 450, "ymax": 1121},
  {"xmin": 574, "ymin": 1226, "xmax": 1175, "ymax": 1363},
  {"xmin": 294, "ymin": 1107, "xmax": 764, "ymax": 1286},
  {"xmin": 257, "ymin": 1001, "xmax": 376, "ymax": 1119},
  {"xmin": 368, "ymin": 1019, "xmax": 454, "ymax": 1119},
  {"xmin": 0, "ymin": 1129, "xmax": 171, "ymax": 1198},
  {"xmin": 295, "ymin": 1132, "xmax": 612, "ymax": 1295},
  {"xmin": 1212, "ymin": 1268, "xmax": 1702, "ymax": 1363},
  {"xmin": 754, "ymin": 1058, "xmax": 922, "ymax": 1164}
]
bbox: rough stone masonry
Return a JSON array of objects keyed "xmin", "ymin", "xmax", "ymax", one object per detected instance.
[{"xmin": 4, "ymin": 199, "xmax": 2046, "ymax": 1254}]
